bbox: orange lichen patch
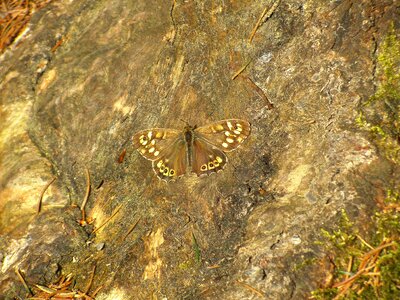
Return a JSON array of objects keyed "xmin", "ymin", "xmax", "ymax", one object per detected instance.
[{"xmin": 0, "ymin": 0, "xmax": 53, "ymax": 52}]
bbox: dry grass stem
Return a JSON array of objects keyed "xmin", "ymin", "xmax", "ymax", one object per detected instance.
[
  {"xmin": 232, "ymin": 60, "xmax": 251, "ymax": 80},
  {"xmin": 92, "ymin": 203, "xmax": 123, "ymax": 234},
  {"xmin": 121, "ymin": 216, "xmax": 141, "ymax": 241},
  {"xmin": 84, "ymin": 265, "xmax": 96, "ymax": 294},
  {"xmin": 243, "ymin": 76, "xmax": 274, "ymax": 109},
  {"xmin": 15, "ymin": 267, "xmax": 32, "ymax": 296},
  {"xmin": 37, "ymin": 177, "xmax": 56, "ymax": 214},
  {"xmin": 0, "ymin": 0, "xmax": 53, "ymax": 51},
  {"xmin": 80, "ymin": 167, "xmax": 91, "ymax": 224},
  {"xmin": 236, "ymin": 280, "xmax": 265, "ymax": 298},
  {"xmin": 248, "ymin": 0, "xmax": 281, "ymax": 44}
]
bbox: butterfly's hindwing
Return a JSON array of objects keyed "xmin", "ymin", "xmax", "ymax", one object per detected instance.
[
  {"xmin": 132, "ymin": 128, "xmax": 180, "ymax": 161},
  {"xmin": 195, "ymin": 119, "xmax": 251, "ymax": 152},
  {"xmin": 152, "ymin": 137, "xmax": 188, "ymax": 181},
  {"xmin": 191, "ymin": 137, "xmax": 227, "ymax": 176}
]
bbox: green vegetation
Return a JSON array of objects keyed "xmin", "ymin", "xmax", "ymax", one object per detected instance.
[
  {"xmin": 312, "ymin": 208, "xmax": 399, "ymax": 299},
  {"xmin": 192, "ymin": 232, "xmax": 202, "ymax": 264},
  {"xmin": 356, "ymin": 23, "xmax": 400, "ymax": 164},
  {"xmin": 312, "ymin": 23, "xmax": 400, "ymax": 299}
]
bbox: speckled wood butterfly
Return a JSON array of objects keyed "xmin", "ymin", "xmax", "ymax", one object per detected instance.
[{"xmin": 132, "ymin": 119, "xmax": 251, "ymax": 181}]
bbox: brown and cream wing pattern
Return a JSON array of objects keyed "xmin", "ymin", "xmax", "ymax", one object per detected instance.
[{"xmin": 195, "ymin": 119, "xmax": 251, "ymax": 152}]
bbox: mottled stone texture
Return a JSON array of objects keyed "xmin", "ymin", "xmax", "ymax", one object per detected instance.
[{"xmin": 0, "ymin": 0, "xmax": 398, "ymax": 299}]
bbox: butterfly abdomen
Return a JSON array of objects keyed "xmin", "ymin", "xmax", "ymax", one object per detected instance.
[{"xmin": 184, "ymin": 126, "xmax": 195, "ymax": 170}]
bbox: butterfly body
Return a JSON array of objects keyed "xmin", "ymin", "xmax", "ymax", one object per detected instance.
[{"xmin": 132, "ymin": 119, "xmax": 250, "ymax": 181}]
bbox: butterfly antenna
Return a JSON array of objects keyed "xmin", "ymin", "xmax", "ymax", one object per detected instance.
[{"xmin": 179, "ymin": 119, "xmax": 190, "ymax": 126}]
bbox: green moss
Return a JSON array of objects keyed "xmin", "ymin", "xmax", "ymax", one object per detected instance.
[
  {"xmin": 178, "ymin": 260, "xmax": 193, "ymax": 270},
  {"xmin": 312, "ymin": 209, "xmax": 400, "ymax": 299},
  {"xmin": 312, "ymin": 23, "xmax": 400, "ymax": 299},
  {"xmin": 357, "ymin": 22, "xmax": 400, "ymax": 164},
  {"xmin": 192, "ymin": 232, "xmax": 202, "ymax": 264}
]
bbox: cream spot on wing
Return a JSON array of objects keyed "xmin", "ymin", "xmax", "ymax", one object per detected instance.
[
  {"xmin": 235, "ymin": 125, "xmax": 243, "ymax": 132},
  {"xmin": 155, "ymin": 132, "xmax": 163, "ymax": 138},
  {"xmin": 216, "ymin": 156, "xmax": 223, "ymax": 163},
  {"xmin": 147, "ymin": 131, "xmax": 153, "ymax": 139},
  {"xmin": 157, "ymin": 160, "xmax": 163, "ymax": 168},
  {"xmin": 237, "ymin": 136, "xmax": 243, "ymax": 142},
  {"xmin": 151, "ymin": 140, "xmax": 156, "ymax": 145},
  {"xmin": 222, "ymin": 142, "xmax": 229, "ymax": 148},
  {"xmin": 163, "ymin": 167, "xmax": 169, "ymax": 175},
  {"xmin": 236, "ymin": 123, "xmax": 243, "ymax": 128},
  {"xmin": 233, "ymin": 130, "xmax": 241, "ymax": 135},
  {"xmin": 227, "ymin": 121, "xmax": 234, "ymax": 130},
  {"xmin": 226, "ymin": 137, "xmax": 234, "ymax": 143},
  {"xmin": 140, "ymin": 149, "xmax": 147, "ymax": 154},
  {"xmin": 141, "ymin": 140, "xmax": 148, "ymax": 146},
  {"xmin": 215, "ymin": 124, "xmax": 224, "ymax": 131},
  {"xmin": 148, "ymin": 147, "xmax": 155, "ymax": 153},
  {"xmin": 224, "ymin": 131, "xmax": 230, "ymax": 136},
  {"xmin": 154, "ymin": 150, "xmax": 160, "ymax": 156}
]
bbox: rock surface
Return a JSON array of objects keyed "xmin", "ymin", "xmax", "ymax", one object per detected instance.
[{"xmin": 0, "ymin": 0, "xmax": 398, "ymax": 299}]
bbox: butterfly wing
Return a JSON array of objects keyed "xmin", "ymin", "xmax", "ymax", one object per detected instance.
[
  {"xmin": 195, "ymin": 119, "xmax": 251, "ymax": 152},
  {"xmin": 191, "ymin": 137, "xmax": 227, "ymax": 176},
  {"xmin": 132, "ymin": 128, "xmax": 180, "ymax": 161},
  {"xmin": 152, "ymin": 137, "xmax": 188, "ymax": 181}
]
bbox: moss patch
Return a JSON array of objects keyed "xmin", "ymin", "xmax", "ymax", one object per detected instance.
[{"xmin": 312, "ymin": 23, "xmax": 400, "ymax": 299}]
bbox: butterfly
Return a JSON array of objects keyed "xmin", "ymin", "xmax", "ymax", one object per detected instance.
[{"xmin": 132, "ymin": 119, "xmax": 251, "ymax": 181}]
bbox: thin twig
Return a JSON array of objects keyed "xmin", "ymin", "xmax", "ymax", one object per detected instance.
[
  {"xmin": 356, "ymin": 234, "xmax": 374, "ymax": 250},
  {"xmin": 333, "ymin": 242, "xmax": 395, "ymax": 288},
  {"xmin": 92, "ymin": 203, "xmax": 123, "ymax": 234},
  {"xmin": 345, "ymin": 256, "xmax": 353, "ymax": 280},
  {"xmin": 248, "ymin": 6, "xmax": 268, "ymax": 44},
  {"xmin": 80, "ymin": 167, "xmax": 91, "ymax": 224},
  {"xmin": 15, "ymin": 268, "xmax": 33, "ymax": 296},
  {"xmin": 84, "ymin": 264, "xmax": 96, "ymax": 294},
  {"xmin": 332, "ymin": 240, "xmax": 396, "ymax": 299},
  {"xmin": 37, "ymin": 177, "xmax": 56, "ymax": 214},
  {"xmin": 91, "ymin": 285, "xmax": 103, "ymax": 297},
  {"xmin": 333, "ymin": 264, "xmax": 376, "ymax": 289},
  {"xmin": 363, "ymin": 272, "xmax": 381, "ymax": 276},
  {"xmin": 243, "ymin": 76, "xmax": 274, "ymax": 109},
  {"xmin": 206, "ymin": 264, "xmax": 221, "ymax": 269},
  {"xmin": 248, "ymin": 0, "xmax": 281, "ymax": 44},
  {"xmin": 121, "ymin": 216, "xmax": 141, "ymax": 241},
  {"xmin": 35, "ymin": 284, "xmax": 56, "ymax": 294},
  {"xmin": 236, "ymin": 280, "xmax": 265, "ymax": 298},
  {"xmin": 359, "ymin": 240, "xmax": 395, "ymax": 270},
  {"xmin": 232, "ymin": 60, "xmax": 251, "ymax": 80}
]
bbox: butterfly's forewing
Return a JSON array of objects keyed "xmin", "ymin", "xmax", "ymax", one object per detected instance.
[
  {"xmin": 152, "ymin": 137, "xmax": 188, "ymax": 181},
  {"xmin": 191, "ymin": 137, "xmax": 227, "ymax": 176},
  {"xmin": 195, "ymin": 119, "xmax": 251, "ymax": 152},
  {"xmin": 132, "ymin": 128, "xmax": 180, "ymax": 161}
]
